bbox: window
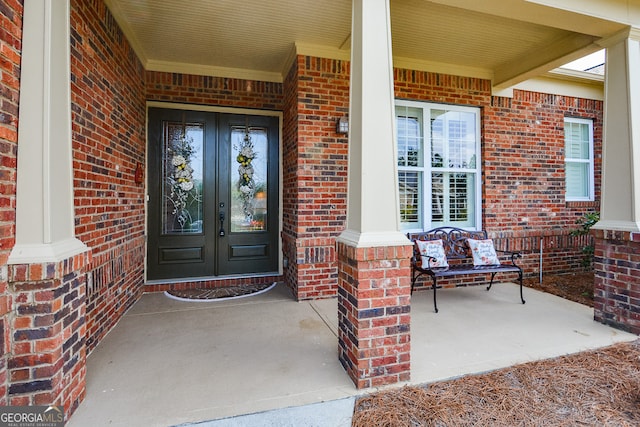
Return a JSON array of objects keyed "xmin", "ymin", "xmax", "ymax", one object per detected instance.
[
  {"xmin": 396, "ymin": 101, "xmax": 481, "ymax": 231},
  {"xmin": 564, "ymin": 118, "xmax": 594, "ymax": 201}
]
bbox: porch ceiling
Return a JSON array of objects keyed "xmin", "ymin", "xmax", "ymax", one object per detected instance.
[{"xmin": 104, "ymin": 0, "xmax": 630, "ymax": 86}]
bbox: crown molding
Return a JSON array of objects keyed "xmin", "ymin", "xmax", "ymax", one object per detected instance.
[{"xmin": 146, "ymin": 60, "xmax": 283, "ymax": 83}]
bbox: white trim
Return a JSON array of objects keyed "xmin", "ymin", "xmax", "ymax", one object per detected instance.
[
  {"xmin": 394, "ymin": 56, "xmax": 493, "ymax": 81},
  {"xmin": 282, "ymin": 44, "xmax": 299, "ymax": 78},
  {"xmin": 11, "ymin": 0, "xmax": 89, "ymax": 265},
  {"xmin": 337, "ymin": 230, "xmax": 411, "ymax": 248},
  {"xmin": 146, "ymin": 271, "xmax": 279, "ymax": 286},
  {"xmin": 492, "ymin": 87, "xmax": 514, "ymax": 98},
  {"xmin": 8, "ymin": 238, "xmax": 88, "ymax": 265},
  {"xmin": 295, "ymin": 42, "xmax": 350, "ymax": 62},
  {"xmin": 103, "ymin": 0, "xmax": 148, "ymax": 65},
  {"xmin": 146, "ymin": 101, "xmax": 282, "ymax": 118},
  {"xmin": 592, "ymin": 220, "xmax": 640, "ymax": 233},
  {"xmin": 597, "ymin": 27, "xmax": 640, "ymax": 49},
  {"xmin": 516, "ymin": 75, "xmax": 603, "ymax": 101},
  {"xmin": 146, "ymin": 59, "xmax": 283, "ymax": 83},
  {"xmin": 293, "ymin": 45, "xmax": 494, "ymax": 82},
  {"xmin": 599, "ymin": 35, "xmax": 640, "ymax": 232},
  {"xmin": 395, "ymin": 100, "xmax": 483, "ymax": 231},
  {"xmin": 549, "ymin": 68, "xmax": 604, "ymax": 83},
  {"xmin": 564, "ymin": 117, "xmax": 595, "ymax": 202}
]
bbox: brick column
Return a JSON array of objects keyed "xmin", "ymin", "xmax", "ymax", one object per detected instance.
[
  {"xmin": 592, "ymin": 229, "xmax": 640, "ymax": 334},
  {"xmin": 595, "ymin": 30, "xmax": 640, "ymax": 233},
  {"xmin": 337, "ymin": 0, "xmax": 412, "ymax": 388},
  {"xmin": 7, "ymin": 251, "xmax": 90, "ymax": 415},
  {"xmin": 590, "ymin": 31, "xmax": 640, "ymax": 334},
  {"xmin": 337, "ymin": 242, "xmax": 412, "ymax": 388},
  {"xmin": 6, "ymin": 1, "xmax": 91, "ymax": 418}
]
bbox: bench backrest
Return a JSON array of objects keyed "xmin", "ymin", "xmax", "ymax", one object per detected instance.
[{"xmin": 407, "ymin": 226, "xmax": 488, "ymax": 260}]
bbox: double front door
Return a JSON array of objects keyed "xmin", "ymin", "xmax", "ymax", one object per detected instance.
[{"xmin": 147, "ymin": 108, "xmax": 279, "ymax": 280}]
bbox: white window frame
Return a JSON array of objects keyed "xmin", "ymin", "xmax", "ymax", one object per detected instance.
[
  {"xmin": 396, "ymin": 100, "xmax": 482, "ymax": 232},
  {"xmin": 564, "ymin": 117, "xmax": 595, "ymax": 202}
]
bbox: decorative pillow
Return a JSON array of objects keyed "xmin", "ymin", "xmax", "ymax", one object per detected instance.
[
  {"xmin": 467, "ymin": 238, "xmax": 501, "ymax": 266},
  {"xmin": 416, "ymin": 239, "xmax": 448, "ymax": 268}
]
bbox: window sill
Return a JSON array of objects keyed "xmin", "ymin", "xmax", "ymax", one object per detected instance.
[{"xmin": 565, "ymin": 200, "xmax": 599, "ymax": 209}]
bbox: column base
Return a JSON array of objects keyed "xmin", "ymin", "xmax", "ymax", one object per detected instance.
[
  {"xmin": 337, "ymin": 239, "xmax": 413, "ymax": 389},
  {"xmin": 7, "ymin": 249, "xmax": 91, "ymax": 419},
  {"xmin": 592, "ymin": 228, "xmax": 640, "ymax": 334}
]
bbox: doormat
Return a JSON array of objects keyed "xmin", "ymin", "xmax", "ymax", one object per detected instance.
[{"xmin": 164, "ymin": 282, "xmax": 276, "ymax": 302}]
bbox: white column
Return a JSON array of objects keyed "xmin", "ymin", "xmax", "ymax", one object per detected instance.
[
  {"xmin": 8, "ymin": 0, "xmax": 87, "ymax": 263},
  {"xmin": 594, "ymin": 29, "xmax": 640, "ymax": 232},
  {"xmin": 338, "ymin": 0, "xmax": 409, "ymax": 247}
]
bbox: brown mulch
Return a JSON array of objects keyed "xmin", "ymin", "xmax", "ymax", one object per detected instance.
[
  {"xmin": 352, "ymin": 340, "xmax": 640, "ymax": 427},
  {"xmin": 523, "ymin": 271, "xmax": 595, "ymax": 308},
  {"xmin": 352, "ymin": 272, "xmax": 640, "ymax": 426}
]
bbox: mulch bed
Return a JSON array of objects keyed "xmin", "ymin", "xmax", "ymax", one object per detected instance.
[
  {"xmin": 352, "ymin": 339, "xmax": 640, "ymax": 426},
  {"xmin": 352, "ymin": 271, "xmax": 640, "ymax": 426},
  {"xmin": 523, "ymin": 271, "xmax": 595, "ymax": 308}
]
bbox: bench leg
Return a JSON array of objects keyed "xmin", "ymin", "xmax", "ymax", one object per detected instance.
[
  {"xmin": 487, "ymin": 272, "xmax": 497, "ymax": 291},
  {"xmin": 487, "ymin": 271, "xmax": 526, "ymax": 305},
  {"xmin": 411, "ymin": 270, "xmax": 439, "ymax": 312},
  {"xmin": 432, "ymin": 277, "xmax": 438, "ymax": 313},
  {"xmin": 487, "ymin": 270, "xmax": 526, "ymax": 304},
  {"xmin": 411, "ymin": 271, "xmax": 418, "ymax": 295}
]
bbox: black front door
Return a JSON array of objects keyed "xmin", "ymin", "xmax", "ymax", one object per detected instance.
[{"xmin": 147, "ymin": 108, "xmax": 279, "ymax": 280}]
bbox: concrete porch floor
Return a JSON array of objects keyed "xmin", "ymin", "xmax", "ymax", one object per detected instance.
[{"xmin": 67, "ymin": 282, "xmax": 637, "ymax": 427}]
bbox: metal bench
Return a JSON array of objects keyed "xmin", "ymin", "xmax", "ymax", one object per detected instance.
[{"xmin": 408, "ymin": 227, "xmax": 525, "ymax": 313}]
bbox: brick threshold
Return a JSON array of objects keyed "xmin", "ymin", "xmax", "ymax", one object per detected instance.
[{"xmin": 143, "ymin": 273, "xmax": 282, "ymax": 293}]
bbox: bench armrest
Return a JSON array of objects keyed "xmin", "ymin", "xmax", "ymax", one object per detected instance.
[
  {"xmin": 411, "ymin": 253, "xmax": 437, "ymax": 270},
  {"xmin": 495, "ymin": 249, "xmax": 522, "ymax": 265}
]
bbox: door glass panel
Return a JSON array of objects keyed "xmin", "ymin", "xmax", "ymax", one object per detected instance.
[
  {"xmin": 231, "ymin": 127, "xmax": 268, "ymax": 232},
  {"xmin": 162, "ymin": 122, "xmax": 204, "ymax": 234}
]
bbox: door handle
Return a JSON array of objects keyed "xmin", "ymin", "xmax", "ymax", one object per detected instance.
[{"xmin": 219, "ymin": 211, "xmax": 225, "ymax": 237}]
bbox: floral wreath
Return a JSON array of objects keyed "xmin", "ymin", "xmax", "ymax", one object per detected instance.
[
  {"xmin": 236, "ymin": 129, "xmax": 256, "ymax": 222},
  {"xmin": 167, "ymin": 132, "xmax": 197, "ymax": 228}
]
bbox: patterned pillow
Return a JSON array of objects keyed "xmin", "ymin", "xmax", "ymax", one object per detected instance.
[
  {"xmin": 416, "ymin": 239, "xmax": 449, "ymax": 268},
  {"xmin": 467, "ymin": 238, "xmax": 501, "ymax": 266}
]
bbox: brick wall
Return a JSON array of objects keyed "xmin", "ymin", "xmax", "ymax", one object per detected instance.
[
  {"xmin": 0, "ymin": 0, "xmax": 22, "ymax": 406},
  {"xmin": 484, "ymin": 92, "xmax": 602, "ymax": 232},
  {"xmin": 282, "ymin": 54, "xmax": 300, "ymax": 296},
  {"xmin": 146, "ymin": 71, "xmax": 283, "ymax": 111},
  {"xmin": 484, "ymin": 91, "xmax": 602, "ymax": 281},
  {"xmin": 282, "ymin": 56, "xmax": 350, "ymax": 300},
  {"xmin": 70, "ymin": 0, "xmax": 146, "ymax": 352}
]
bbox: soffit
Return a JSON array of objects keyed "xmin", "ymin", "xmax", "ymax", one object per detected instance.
[
  {"xmin": 104, "ymin": 0, "xmax": 627, "ymax": 86},
  {"xmin": 391, "ymin": 0, "xmax": 571, "ymax": 69}
]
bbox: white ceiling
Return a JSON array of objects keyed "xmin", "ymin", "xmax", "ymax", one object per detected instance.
[{"xmin": 104, "ymin": 0, "xmax": 629, "ymax": 86}]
